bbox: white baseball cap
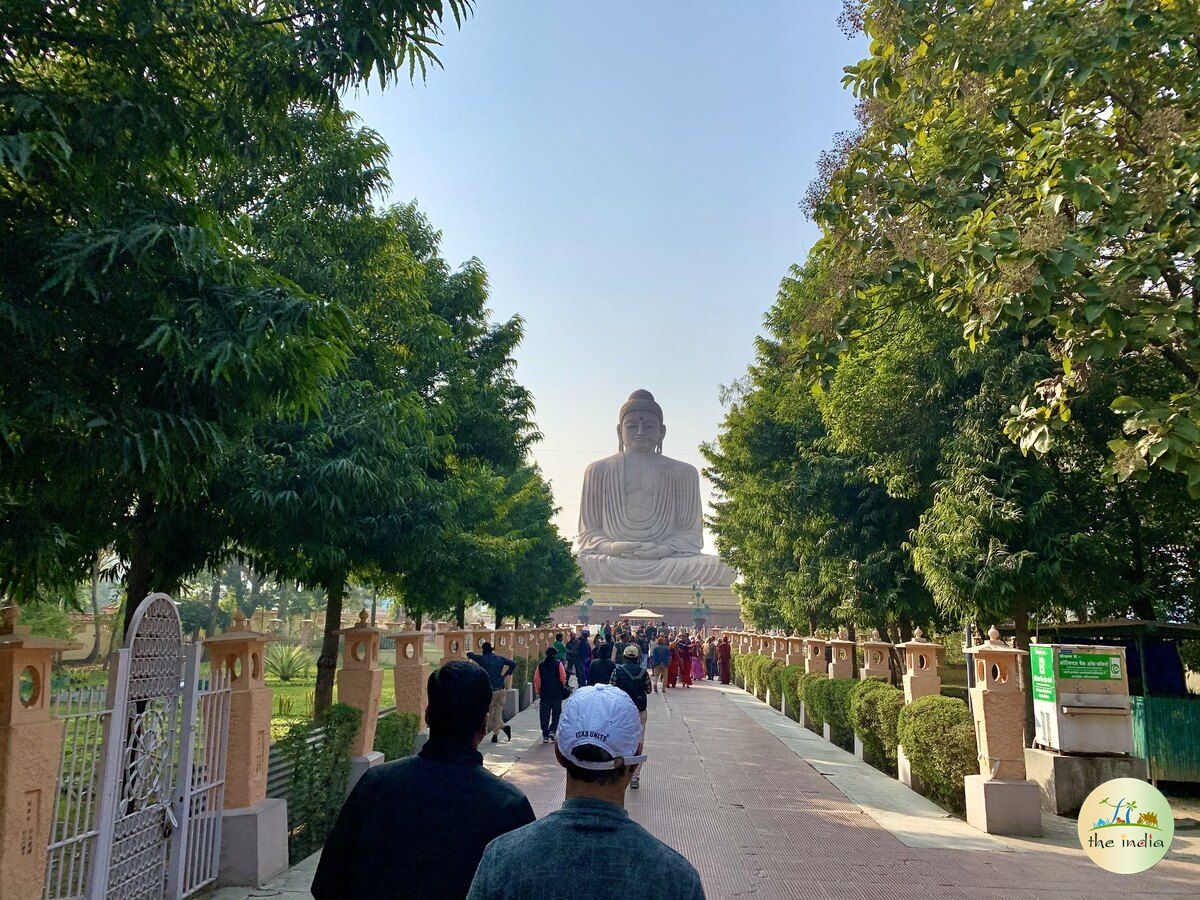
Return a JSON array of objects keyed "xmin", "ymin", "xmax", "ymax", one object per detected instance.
[{"xmin": 556, "ymin": 685, "xmax": 647, "ymax": 770}]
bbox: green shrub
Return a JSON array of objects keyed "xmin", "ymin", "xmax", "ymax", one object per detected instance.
[
  {"xmin": 374, "ymin": 711, "xmax": 421, "ymax": 761},
  {"xmin": 800, "ymin": 670, "xmax": 827, "ymax": 717},
  {"xmin": 897, "ymin": 695, "xmax": 978, "ymax": 814},
  {"xmin": 806, "ymin": 676, "xmax": 855, "ymax": 749},
  {"xmin": 265, "ymin": 644, "xmax": 312, "ymax": 681},
  {"xmin": 512, "ymin": 654, "xmax": 529, "ymax": 687},
  {"xmin": 778, "ymin": 665, "xmax": 805, "ymax": 719},
  {"xmin": 278, "ymin": 703, "xmax": 362, "ymax": 863},
  {"xmin": 759, "ymin": 658, "xmax": 783, "ymax": 702},
  {"xmin": 18, "ymin": 602, "xmax": 74, "ymax": 641},
  {"xmin": 850, "ymin": 679, "xmax": 904, "ymax": 774}
]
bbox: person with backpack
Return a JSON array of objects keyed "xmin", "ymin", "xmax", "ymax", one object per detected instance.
[
  {"xmin": 610, "ymin": 645, "xmax": 651, "ymax": 789},
  {"xmin": 649, "ymin": 637, "xmax": 671, "ymax": 693}
]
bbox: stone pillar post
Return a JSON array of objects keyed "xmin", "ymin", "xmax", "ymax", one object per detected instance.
[
  {"xmin": 337, "ymin": 610, "xmax": 385, "ymax": 790},
  {"xmin": 828, "ymin": 630, "xmax": 855, "ymax": 679},
  {"xmin": 389, "ymin": 628, "xmax": 427, "ymax": 719},
  {"xmin": 804, "ymin": 636, "xmax": 828, "ymax": 675},
  {"xmin": 859, "ymin": 630, "xmax": 892, "ymax": 680},
  {"xmin": 772, "ymin": 635, "xmax": 788, "ymax": 661},
  {"xmin": 0, "ymin": 606, "xmax": 78, "ymax": 900},
  {"xmin": 438, "ymin": 629, "xmax": 468, "ymax": 666},
  {"xmin": 785, "ymin": 635, "xmax": 805, "ymax": 667},
  {"xmin": 963, "ymin": 626, "xmax": 1041, "ymax": 836},
  {"xmin": 899, "ymin": 627, "xmax": 943, "ymax": 702},
  {"xmin": 204, "ymin": 610, "xmax": 287, "ymax": 887},
  {"xmin": 299, "ymin": 618, "xmax": 313, "ymax": 649}
]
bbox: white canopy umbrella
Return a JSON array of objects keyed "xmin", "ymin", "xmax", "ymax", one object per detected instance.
[{"xmin": 622, "ymin": 608, "xmax": 664, "ymax": 618}]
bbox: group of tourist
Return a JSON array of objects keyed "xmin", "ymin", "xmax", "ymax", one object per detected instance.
[
  {"xmin": 312, "ymin": 659, "xmax": 705, "ymax": 899},
  {"xmin": 547, "ymin": 619, "xmax": 734, "ymax": 692}
]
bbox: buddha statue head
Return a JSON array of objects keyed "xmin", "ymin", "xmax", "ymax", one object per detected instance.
[{"xmin": 617, "ymin": 389, "xmax": 665, "ymax": 455}]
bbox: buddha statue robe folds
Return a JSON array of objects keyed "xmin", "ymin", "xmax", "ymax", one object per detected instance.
[{"xmin": 575, "ymin": 390, "xmax": 736, "ymax": 587}]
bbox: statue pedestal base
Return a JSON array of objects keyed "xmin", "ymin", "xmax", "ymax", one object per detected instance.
[{"xmin": 555, "ymin": 583, "xmax": 740, "ymax": 627}]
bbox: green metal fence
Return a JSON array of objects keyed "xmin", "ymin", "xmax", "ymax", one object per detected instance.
[{"xmin": 1130, "ymin": 695, "xmax": 1200, "ymax": 783}]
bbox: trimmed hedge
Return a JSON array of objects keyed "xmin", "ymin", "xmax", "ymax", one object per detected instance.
[
  {"xmin": 374, "ymin": 711, "xmax": 421, "ymax": 761},
  {"xmin": 759, "ymin": 658, "xmax": 783, "ymax": 703},
  {"xmin": 805, "ymin": 676, "xmax": 855, "ymax": 749},
  {"xmin": 849, "ymin": 678, "xmax": 904, "ymax": 774},
  {"xmin": 897, "ymin": 695, "xmax": 978, "ymax": 814},
  {"xmin": 777, "ymin": 665, "xmax": 805, "ymax": 719}
]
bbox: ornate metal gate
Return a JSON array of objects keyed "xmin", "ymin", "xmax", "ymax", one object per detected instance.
[{"xmin": 44, "ymin": 593, "xmax": 231, "ymax": 899}]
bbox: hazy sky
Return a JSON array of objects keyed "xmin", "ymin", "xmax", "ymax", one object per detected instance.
[{"xmin": 346, "ymin": 1, "xmax": 866, "ymax": 550}]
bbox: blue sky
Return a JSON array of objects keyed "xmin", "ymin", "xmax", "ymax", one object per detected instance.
[{"xmin": 346, "ymin": 1, "xmax": 866, "ymax": 547}]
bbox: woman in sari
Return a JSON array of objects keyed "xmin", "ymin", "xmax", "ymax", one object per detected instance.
[
  {"xmin": 717, "ymin": 635, "xmax": 732, "ymax": 684},
  {"xmin": 666, "ymin": 641, "xmax": 680, "ymax": 688},
  {"xmin": 677, "ymin": 637, "xmax": 695, "ymax": 688}
]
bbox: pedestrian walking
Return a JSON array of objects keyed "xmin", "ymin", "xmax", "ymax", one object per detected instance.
[
  {"xmin": 534, "ymin": 646, "xmax": 568, "ymax": 743},
  {"xmin": 717, "ymin": 635, "xmax": 732, "ymax": 685},
  {"xmin": 467, "ymin": 641, "xmax": 516, "ymax": 743},
  {"xmin": 704, "ymin": 637, "xmax": 718, "ymax": 680},
  {"xmin": 610, "ymin": 645, "xmax": 651, "ymax": 789},
  {"xmin": 466, "ymin": 686, "xmax": 704, "ymax": 900},
  {"xmin": 314, "ymin": 662, "xmax": 535, "ymax": 900},
  {"xmin": 649, "ymin": 636, "xmax": 670, "ymax": 693}
]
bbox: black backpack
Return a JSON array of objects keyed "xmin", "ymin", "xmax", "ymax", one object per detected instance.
[{"xmin": 612, "ymin": 662, "xmax": 648, "ymax": 711}]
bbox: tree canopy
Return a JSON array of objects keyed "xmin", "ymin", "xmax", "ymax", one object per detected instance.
[
  {"xmin": 1, "ymin": 0, "xmax": 581, "ymax": 713},
  {"xmin": 706, "ymin": 0, "xmax": 1200, "ymax": 646}
]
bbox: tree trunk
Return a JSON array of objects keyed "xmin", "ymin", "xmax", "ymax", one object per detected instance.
[
  {"xmin": 455, "ymin": 598, "xmax": 465, "ymax": 629},
  {"xmin": 1011, "ymin": 596, "xmax": 1036, "ymax": 747},
  {"xmin": 123, "ymin": 499, "xmax": 156, "ymax": 632},
  {"xmin": 206, "ymin": 571, "xmax": 223, "ymax": 636},
  {"xmin": 314, "ymin": 577, "xmax": 346, "ymax": 718},
  {"xmin": 85, "ymin": 557, "xmax": 103, "ymax": 663}
]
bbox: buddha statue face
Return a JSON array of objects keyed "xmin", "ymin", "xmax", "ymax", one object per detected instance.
[
  {"xmin": 619, "ymin": 409, "xmax": 664, "ymax": 454},
  {"xmin": 616, "ymin": 389, "xmax": 667, "ymax": 454}
]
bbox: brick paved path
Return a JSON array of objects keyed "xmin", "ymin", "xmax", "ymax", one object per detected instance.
[{"xmin": 500, "ymin": 682, "xmax": 1199, "ymax": 900}]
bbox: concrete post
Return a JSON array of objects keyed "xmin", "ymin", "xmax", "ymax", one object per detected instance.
[
  {"xmin": 898, "ymin": 627, "xmax": 943, "ymax": 702},
  {"xmin": 785, "ymin": 636, "xmax": 805, "ymax": 667},
  {"xmin": 804, "ymin": 636, "xmax": 828, "ymax": 675},
  {"xmin": 859, "ymin": 629, "xmax": 892, "ymax": 681},
  {"xmin": 337, "ymin": 610, "xmax": 385, "ymax": 790},
  {"xmin": 0, "ymin": 605, "xmax": 78, "ymax": 900},
  {"xmin": 438, "ymin": 629, "xmax": 468, "ymax": 666},
  {"xmin": 299, "ymin": 618, "xmax": 313, "ymax": 649},
  {"xmin": 963, "ymin": 626, "xmax": 1041, "ymax": 836},
  {"xmin": 389, "ymin": 629, "xmax": 427, "ymax": 719},
  {"xmin": 828, "ymin": 630, "xmax": 855, "ymax": 679},
  {"xmin": 204, "ymin": 610, "xmax": 287, "ymax": 886}
]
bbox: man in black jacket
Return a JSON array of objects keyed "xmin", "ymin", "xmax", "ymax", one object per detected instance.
[{"xmin": 312, "ymin": 661, "xmax": 536, "ymax": 900}]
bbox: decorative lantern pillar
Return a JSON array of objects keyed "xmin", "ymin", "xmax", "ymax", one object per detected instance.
[
  {"xmin": 438, "ymin": 629, "xmax": 468, "ymax": 666},
  {"xmin": 963, "ymin": 627, "xmax": 1042, "ymax": 836},
  {"xmin": 389, "ymin": 625, "xmax": 427, "ymax": 719},
  {"xmin": 337, "ymin": 610, "xmax": 385, "ymax": 789},
  {"xmin": 899, "ymin": 627, "xmax": 944, "ymax": 702},
  {"xmin": 804, "ymin": 635, "xmax": 828, "ymax": 675},
  {"xmin": 0, "ymin": 605, "xmax": 78, "ymax": 900},
  {"xmin": 204, "ymin": 610, "xmax": 287, "ymax": 886},
  {"xmin": 828, "ymin": 629, "xmax": 855, "ymax": 679},
  {"xmin": 770, "ymin": 635, "xmax": 785, "ymax": 661},
  {"xmin": 785, "ymin": 635, "xmax": 805, "ymax": 667},
  {"xmin": 859, "ymin": 630, "xmax": 892, "ymax": 680}
]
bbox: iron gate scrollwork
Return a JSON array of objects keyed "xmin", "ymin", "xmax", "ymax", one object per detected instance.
[{"xmin": 44, "ymin": 592, "xmax": 231, "ymax": 900}]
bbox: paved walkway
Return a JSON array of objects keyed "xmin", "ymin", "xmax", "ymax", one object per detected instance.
[{"xmin": 214, "ymin": 682, "xmax": 1200, "ymax": 899}]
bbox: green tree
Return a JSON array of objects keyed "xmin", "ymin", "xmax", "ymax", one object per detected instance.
[
  {"xmin": 814, "ymin": 0, "xmax": 1200, "ymax": 490},
  {"xmin": 0, "ymin": 0, "xmax": 469, "ymax": 619}
]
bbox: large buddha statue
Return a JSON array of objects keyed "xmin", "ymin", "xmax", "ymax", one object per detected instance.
[{"xmin": 576, "ymin": 390, "xmax": 735, "ymax": 586}]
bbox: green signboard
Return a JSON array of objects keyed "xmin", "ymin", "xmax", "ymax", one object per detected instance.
[
  {"xmin": 1058, "ymin": 651, "xmax": 1122, "ymax": 681},
  {"xmin": 1030, "ymin": 645, "xmax": 1056, "ymax": 702}
]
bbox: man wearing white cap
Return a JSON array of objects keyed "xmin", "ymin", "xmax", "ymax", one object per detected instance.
[{"xmin": 466, "ymin": 685, "xmax": 705, "ymax": 899}]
